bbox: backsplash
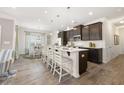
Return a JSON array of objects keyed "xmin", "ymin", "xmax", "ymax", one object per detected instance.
[{"xmin": 73, "ymin": 40, "xmax": 105, "ymax": 48}]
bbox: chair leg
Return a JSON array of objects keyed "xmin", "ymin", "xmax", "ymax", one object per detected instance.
[
  {"xmin": 46, "ymin": 61, "xmax": 49, "ymax": 69},
  {"xmin": 53, "ymin": 63, "xmax": 56, "ymax": 75},
  {"xmin": 59, "ymin": 67, "xmax": 62, "ymax": 82},
  {"xmin": 50, "ymin": 62, "xmax": 53, "ymax": 72}
]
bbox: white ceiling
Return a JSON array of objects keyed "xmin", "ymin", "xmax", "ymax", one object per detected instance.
[{"xmin": 0, "ymin": 7, "xmax": 124, "ymax": 32}]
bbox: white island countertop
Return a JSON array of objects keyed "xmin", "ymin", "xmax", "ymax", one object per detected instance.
[{"xmin": 60, "ymin": 47, "xmax": 89, "ymax": 52}]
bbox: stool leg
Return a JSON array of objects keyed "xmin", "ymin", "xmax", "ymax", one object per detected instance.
[
  {"xmin": 50, "ymin": 64, "xmax": 52, "ymax": 72},
  {"xmin": 53, "ymin": 63, "xmax": 56, "ymax": 75},
  {"xmin": 59, "ymin": 67, "xmax": 62, "ymax": 82}
]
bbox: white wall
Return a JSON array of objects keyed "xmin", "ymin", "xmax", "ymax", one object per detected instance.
[
  {"xmin": 119, "ymin": 28, "xmax": 124, "ymax": 54},
  {"xmin": 0, "ymin": 18, "xmax": 15, "ymax": 49},
  {"xmin": 51, "ymin": 31, "xmax": 58, "ymax": 45},
  {"xmin": 102, "ymin": 19, "xmax": 121, "ymax": 63},
  {"xmin": 18, "ymin": 26, "xmax": 26, "ymax": 54}
]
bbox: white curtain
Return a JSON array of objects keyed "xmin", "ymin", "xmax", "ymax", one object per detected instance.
[{"xmin": 25, "ymin": 32, "xmax": 46, "ymax": 54}]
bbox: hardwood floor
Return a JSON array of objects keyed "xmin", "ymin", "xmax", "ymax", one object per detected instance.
[{"xmin": 1, "ymin": 55, "xmax": 124, "ymax": 85}]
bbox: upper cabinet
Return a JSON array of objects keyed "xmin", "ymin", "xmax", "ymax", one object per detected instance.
[
  {"xmin": 58, "ymin": 31, "xmax": 62, "ymax": 38},
  {"xmin": 74, "ymin": 25, "xmax": 82, "ymax": 36},
  {"xmin": 82, "ymin": 22, "xmax": 102, "ymax": 40},
  {"xmin": 66, "ymin": 25, "xmax": 83, "ymax": 41},
  {"xmin": 82, "ymin": 26, "xmax": 90, "ymax": 40},
  {"xmin": 89, "ymin": 22, "xmax": 102, "ymax": 40},
  {"xmin": 58, "ymin": 31, "xmax": 67, "ymax": 46},
  {"xmin": 58, "ymin": 22, "xmax": 102, "ymax": 45}
]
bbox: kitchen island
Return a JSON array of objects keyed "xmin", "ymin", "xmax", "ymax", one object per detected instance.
[{"xmin": 60, "ymin": 47, "xmax": 88, "ymax": 78}]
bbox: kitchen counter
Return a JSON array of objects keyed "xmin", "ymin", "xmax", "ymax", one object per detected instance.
[
  {"xmin": 75, "ymin": 46, "xmax": 102, "ymax": 49},
  {"xmin": 61, "ymin": 47, "xmax": 89, "ymax": 52}
]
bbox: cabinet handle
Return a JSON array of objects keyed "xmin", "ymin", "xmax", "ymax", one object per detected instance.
[{"xmin": 81, "ymin": 54, "xmax": 85, "ymax": 58}]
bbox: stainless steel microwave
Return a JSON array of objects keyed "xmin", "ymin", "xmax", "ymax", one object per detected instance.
[{"xmin": 73, "ymin": 35, "xmax": 81, "ymax": 41}]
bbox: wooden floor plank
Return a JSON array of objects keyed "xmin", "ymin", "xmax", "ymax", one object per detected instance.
[{"xmin": 1, "ymin": 55, "xmax": 124, "ymax": 85}]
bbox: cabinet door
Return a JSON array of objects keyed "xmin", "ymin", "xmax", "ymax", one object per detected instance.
[
  {"xmin": 74, "ymin": 25, "xmax": 82, "ymax": 35},
  {"xmin": 69, "ymin": 30, "xmax": 74, "ymax": 40},
  {"xmin": 88, "ymin": 49, "xmax": 102, "ymax": 64},
  {"xmin": 88, "ymin": 49, "xmax": 98, "ymax": 62},
  {"xmin": 66, "ymin": 31, "xmax": 70, "ymax": 41},
  {"xmin": 79, "ymin": 51, "xmax": 88, "ymax": 75},
  {"xmin": 82, "ymin": 26, "xmax": 90, "ymax": 40},
  {"xmin": 62, "ymin": 31, "xmax": 67, "ymax": 46},
  {"xmin": 58, "ymin": 32, "xmax": 62, "ymax": 38},
  {"xmin": 89, "ymin": 22, "xmax": 102, "ymax": 40},
  {"xmin": 58, "ymin": 31, "xmax": 67, "ymax": 46}
]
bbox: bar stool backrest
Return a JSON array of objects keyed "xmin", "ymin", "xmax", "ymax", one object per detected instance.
[
  {"xmin": 47, "ymin": 46, "xmax": 54, "ymax": 60},
  {"xmin": 54, "ymin": 48, "xmax": 62, "ymax": 65},
  {"xmin": 42, "ymin": 46, "xmax": 47, "ymax": 56}
]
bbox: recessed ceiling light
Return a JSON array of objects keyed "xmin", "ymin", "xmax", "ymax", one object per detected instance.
[
  {"xmin": 57, "ymin": 31, "xmax": 59, "ymax": 34},
  {"xmin": 72, "ymin": 20, "xmax": 75, "ymax": 23},
  {"xmin": 120, "ymin": 20, "xmax": 124, "ymax": 24},
  {"xmin": 66, "ymin": 26, "xmax": 70, "ymax": 30},
  {"xmin": 88, "ymin": 12, "xmax": 93, "ymax": 16},
  {"xmin": 44, "ymin": 10, "xmax": 48, "ymax": 14}
]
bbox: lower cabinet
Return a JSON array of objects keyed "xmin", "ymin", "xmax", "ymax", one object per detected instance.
[
  {"xmin": 88, "ymin": 49, "xmax": 102, "ymax": 64},
  {"xmin": 79, "ymin": 47, "xmax": 102, "ymax": 64},
  {"xmin": 79, "ymin": 51, "xmax": 88, "ymax": 75}
]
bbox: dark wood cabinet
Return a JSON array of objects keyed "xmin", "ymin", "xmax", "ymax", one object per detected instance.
[
  {"xmin": 58, "ymin": 31, "xmax": 67, "ymax": 46},
  {"xmin": 82, "ymin": 22, "xmax": 102, "ymax": 41},
  {"xmin": 82, "ymin": 26, "xmax": 90, "ymax": 40},
  {"xmin": 58, "ymin": 22, "xmax": 102, "ymax": 45},
  {"xmin": 66, "ymin": 25, "xmax": 82, "ymax": 41},
  {"xmin": 79, "ymin": 51, "xmax": 88, "ymax": 75},
  {"xmin": 62, "ymin": 31, "xmax": 67, "ymax": 46},
  {"xmin": 74, "ymin": 25, "xmax": 82, "ymax": 36},
  {"xmin": 88, "ymin": 48, "xmax": 102, "ymax": 64},
  {"xmin": 69, "ymin": 30, "xmax": 74, "ymax": 41},
  {"xmin": 58, "ymin": 32, "xmax": 62, "ymax": 38},
  {"xmin": 89, "ymin": 22, "xmax": 102, "ymax": 40},
  {"xmin": 79, "ymin": 47, "xmax": 102, "ymax": 64},
  {"xmin": 66, "ymin": 31, "xmax": 71, "ymax": 41}
]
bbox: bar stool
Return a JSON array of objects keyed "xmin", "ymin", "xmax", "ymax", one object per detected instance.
[
  {"xmin": 41, "ymin": 46, "xmax": 47, "ymax": 63},
  {"xmin": 53, "ymin": 48, "xmax": 73, "ymax": 82},
  {"xmin": 46, "ymin": 46, "xmax": 54, "ymax": 72}
]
